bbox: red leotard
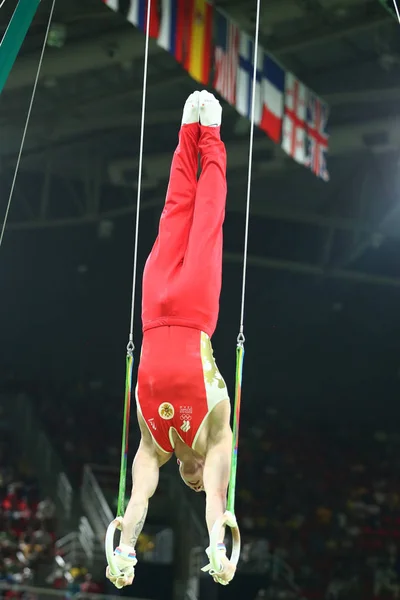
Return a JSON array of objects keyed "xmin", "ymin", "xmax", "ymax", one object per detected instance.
[{"xmin": 136, "ymin": 123, "xmax": 229, "ymax": 453}]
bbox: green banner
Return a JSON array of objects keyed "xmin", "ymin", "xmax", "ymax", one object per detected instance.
[{"xmin": 0, "ymin": 0, "xmax": 40, "ymax": 95}]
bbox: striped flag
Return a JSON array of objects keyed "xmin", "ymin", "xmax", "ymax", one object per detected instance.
[
  {"xmin": 281, "ymin": 72, "xmax": 307, "ymax": 165},
  {"xmin": 183, "ymin": 0, "xmax": 213, "ymax": 85},
  {"xmin": 236, "ymin": 30, "xmax": 263, "ymax": 123},
  {"xmin": 213, "ymin": 11, "xmax": 239, "ymax": 106},
  {"xmin": 158, "ymin": 0, "xmax": 212, "ymax": 85},
  {"xmin": 103, "ymin": 0, "xmax": 160, "ymax": 38},
  {"xmin": 306, "ymin": 94, "xmax": 330, "ymax": 181},
  {"xmin": 259, "ymin": 55, "xmax": 285, "ymax": 143},
  {"xmin": 157, "ymin": 0, "xmax": 185, "ymax": 61}
]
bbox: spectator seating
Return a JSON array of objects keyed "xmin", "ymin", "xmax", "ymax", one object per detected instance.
[{"xmin": 0, "ymin": 427, "xmax": 56, "ymax": 587}]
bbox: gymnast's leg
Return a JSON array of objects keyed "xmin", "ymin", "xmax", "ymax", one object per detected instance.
[
  {"xmin": 141, "ymin": 92, "xmax": 200, "ymax": 326},
  {"xmin": 179, "ymin": 91, "xmax": 227, "ymax": 337}
]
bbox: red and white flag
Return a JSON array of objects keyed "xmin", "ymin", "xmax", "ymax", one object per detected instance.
[{"xmin": 281, "ymin": 72, "xmax": 307, "ymax": 165}]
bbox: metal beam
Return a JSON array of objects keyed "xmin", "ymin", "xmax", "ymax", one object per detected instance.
[
  {"xmin": 311, "ymin": 58, "xmax": 396, "ymax": 95},
  {"xmin": 1, "ymin": 198, "xmax": 162, "ymax": 230},
  {"xmin": 226, "ymin": 2, "xmax": 390, "ymax": 56},
  {"xmin": 325, "ymin": 87, "xmax": 400, "ymax": 106},
  {"xmin": 270, "ymin": 15, "xmax": 391, "ymax": 55},
  {"xmin": 5, "ymin": 28, "xmax": 162, "ymax": 92},
  {"xmin": 228, "ymin": 205, "xmax": 387, "ymax": 237},
  {"xmin": 224, "ymin": 253, "xmax": 400, "ymax": 288}
]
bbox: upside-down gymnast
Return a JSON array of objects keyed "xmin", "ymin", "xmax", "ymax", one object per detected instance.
[{"xmin": 106, "ymin": 90, "xmax": 235, "ymax": 588}]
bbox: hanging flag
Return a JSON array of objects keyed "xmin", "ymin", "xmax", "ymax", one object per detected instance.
[
  {"xmin": 213, "ymin": 11, "xmax": 240, "ymax": 107},
  {"xmin": 103, "ymin": 0, "xmax": 160, "ymax": 39},
  {"xmin": 158, "ymin": 0, "xmax": 213, "ymax": 84},
  {"xmin": 281, "ymin": 72, "xmax": 307, "ymax": 165},
  {"xmin": 236, "ymin": 30, "xmax": 263, "ymax": 123},
  {"xmin": 126, "ymin": 0, "xmax": 159, "ymax": 37},
  {"xmin": 184, "ymin": 0, "xmax": 213, "ymax": 85},
  {"xmin": 306, "ymin": 94, "xmax": 330, "ymax": 181},
  {"xmin": 157, "ymin": 0, "xmax": 185, "ymax": 62},
  {"xmin": 259, "ymin": 55, "xmax": 285, "ymax": 143}
]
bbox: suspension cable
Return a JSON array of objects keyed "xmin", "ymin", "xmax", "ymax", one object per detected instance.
[
  {"xmin": 126, "ymin": 0, "xmax": 152, "ymax": 356},
  {"xmin": 392, "ymin": 0, "xmax": 400, "ymax": 23},
  {"xmin": 0, "ymin": 0, "xmax": 57, "ymax": 248},
  {"xmin": 237, "ymin": 0, "xmax": 261, "ymax": 345}
]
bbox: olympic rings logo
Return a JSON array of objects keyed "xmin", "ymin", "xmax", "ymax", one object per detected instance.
[{"xmin": 180, "ymin": 414, "xmax": 192, "ymax": 421}]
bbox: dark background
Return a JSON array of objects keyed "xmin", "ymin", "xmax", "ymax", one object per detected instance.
[{"xmin": 2, "ymin": 2, "xmax": 400, "ymax": 600}]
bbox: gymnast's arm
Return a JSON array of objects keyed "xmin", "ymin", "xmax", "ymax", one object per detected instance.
[
  {"xmin": 203, "ymin": 400, "xmax": 236, "ymax": 584},
  {"xmin": 120, "ymin": 412, "xmax": 164, "ymax": 548},
  {"xmin": 106, "ymin": 412, "xmax": 169, "ymax": 588},
  {"xmin": 203, "ymin": 401, "xmax": 232, "ymax": 538}
]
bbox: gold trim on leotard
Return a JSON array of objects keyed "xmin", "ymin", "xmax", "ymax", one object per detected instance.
[{"xmin": 191, "ymin": 332, "xmax": 229, "ymax": 450}]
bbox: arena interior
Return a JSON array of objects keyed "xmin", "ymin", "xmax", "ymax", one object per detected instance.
[{"xmin": 2, "ymin": 1, "xmax": 400, "ymax": 599}]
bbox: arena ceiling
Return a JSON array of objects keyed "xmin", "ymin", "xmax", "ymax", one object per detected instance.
[{"xmin": 2, "ymin": 0, "xmax": 400, "ymax": 286}]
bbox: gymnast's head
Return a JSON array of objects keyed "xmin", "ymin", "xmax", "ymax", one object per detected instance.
[{"xmin": 178, "ymin": 458, "xmax": 204, "ymax": 493}]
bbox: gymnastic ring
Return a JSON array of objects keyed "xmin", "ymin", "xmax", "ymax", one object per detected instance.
[
  {"xmin": 105, "ymin": 516, "xmax": 123, "ymax": 577},
  {"xmin": 208, "ymin": 511, "xmax": 241, "ymax": 574}
]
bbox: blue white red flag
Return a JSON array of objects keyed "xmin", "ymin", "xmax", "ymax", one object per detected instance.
[
  {"xmin": 157, "ymin": 0, "xmax": 185, "ymax": 62},
  {"xmin": 259, "ymin": 55, "xmax": 285, "ymax": 143},
  {"xmin": 236, "ymin": 31, "xmax": 263, "ymax": 123},
  {"xmin": 306, "ymin": 94, "xmax": 330, "ymax": 181},
  {"xmin": 103, "ymin": 0, "xmax": 159, "ymax": 38},
  {"xmin": 213, "ymin": 12, "xmax": 239, "ymax": 106}
]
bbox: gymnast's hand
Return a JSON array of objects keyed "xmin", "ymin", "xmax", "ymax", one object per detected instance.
[
  {"xmin": 203, "ymin": 543, "xmax": 237, "ymax": 586},
  {"xmin": 106, "ymin": 543, "xmax": 137, "ymax": 589},
  {"xmin": 211, "ymin": 553, "xmax": 236, "ymax": 586},
  {"xmin": 106, "ymin": 564, "xmax": 135, "ymax": 589}
]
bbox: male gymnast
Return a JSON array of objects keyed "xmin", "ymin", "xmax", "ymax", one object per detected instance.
[{"xmin": 106, "ymin": 90, "xmax": 235, "ymax": 588}]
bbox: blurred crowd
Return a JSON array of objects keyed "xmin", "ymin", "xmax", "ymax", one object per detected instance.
[
  {"xmin": 0, "ymin": 425, "xmax": 56, "ymax": 589},
  {"xmin": 0, "ymin": 412, "xmax": 104, "ymax": 600},
  {"xmin": 237, "ymin": 409, "xmax": 400, "ymax": 600},
  {"xmin": 46, "ymin": 559, "xmax": 103, "ymax": 596}
]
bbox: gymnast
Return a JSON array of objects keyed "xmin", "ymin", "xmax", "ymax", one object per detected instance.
[{"xmin": 106, "ymin": 90, "xmax": 235, "ymax": 588}]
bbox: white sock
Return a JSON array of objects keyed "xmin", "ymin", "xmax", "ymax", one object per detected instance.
[
  {"xmin": 181, "ymin": 91, "xmax": 200, "ymax": 125},
  {"xmin": 199, "ymin": 90, "xmax": 222, "ymax": 127}
]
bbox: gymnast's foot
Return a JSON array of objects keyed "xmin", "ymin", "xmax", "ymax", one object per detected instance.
[
  {"xmin": 182, "ymin": 91, "xmax": 200, "ymax": 125},
  {"xmin": 199, "ymin": 90, "xmax": 222, "ymax": 127}
]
